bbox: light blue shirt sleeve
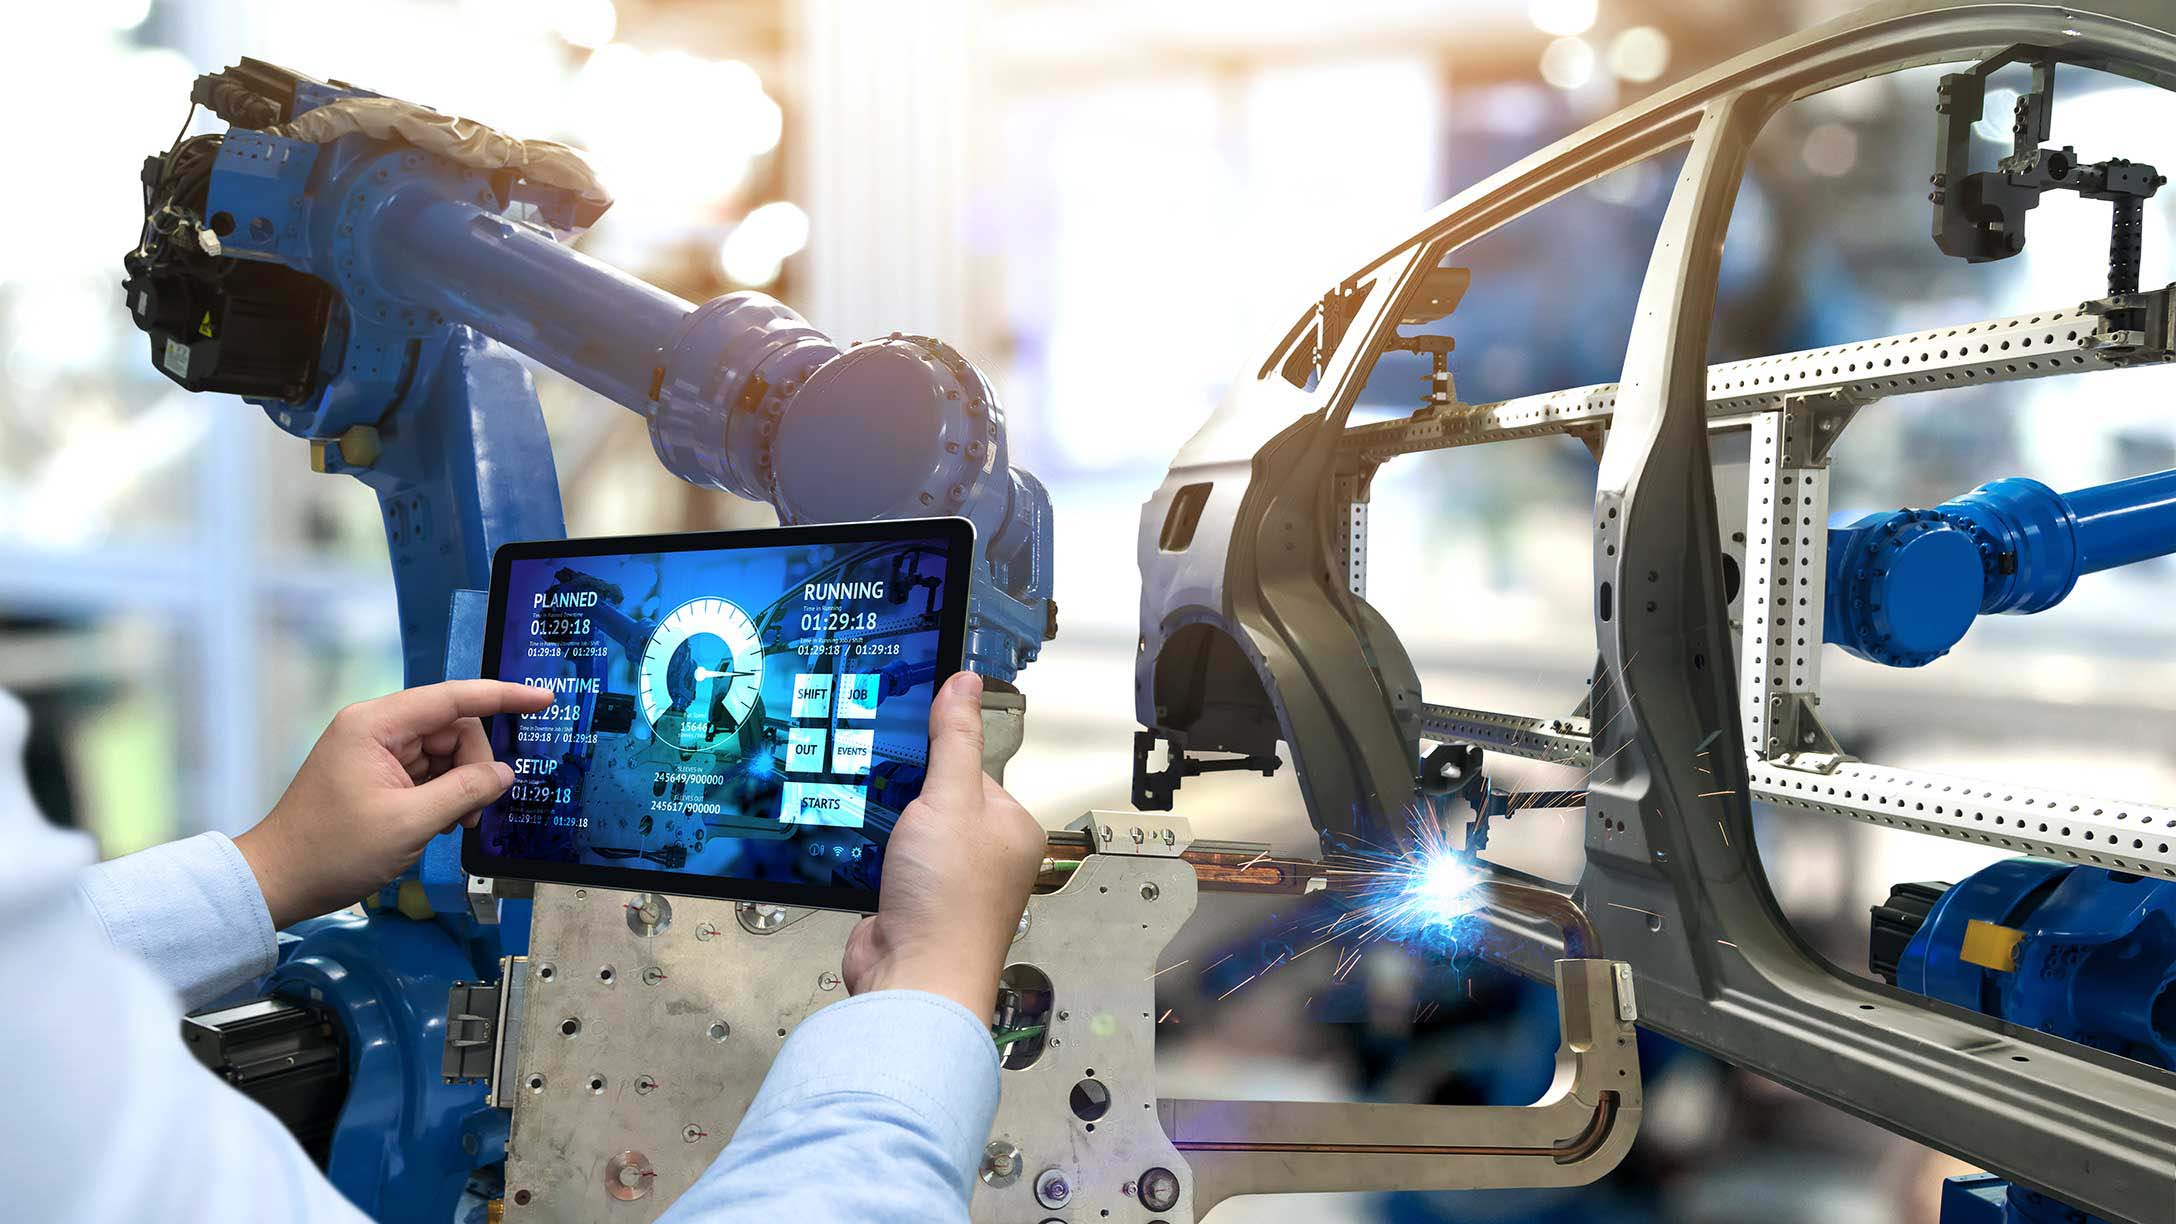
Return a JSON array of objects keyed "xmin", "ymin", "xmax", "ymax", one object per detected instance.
[
  {"xmin": 77, "ymin": 829, "xmax": 279, "ymax": 1010},
  {"xmin": 0, "ymin": 690, "xmax": 373, "ymax": 1224},
  {"xmin": 658, "ymin": 988, "xmax": 1003, "ymax": 1223}
]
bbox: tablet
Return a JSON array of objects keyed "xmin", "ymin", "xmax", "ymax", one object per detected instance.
[{"xmin": 465, "ymin": 518, "xmax": 974, "ymax": 912}]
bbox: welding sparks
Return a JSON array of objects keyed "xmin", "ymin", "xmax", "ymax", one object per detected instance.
[
  {"xmin": 1344, "ymin": 834, "xmax": 1486, "ymax": 945},
  {"xmin": 1216, "ymin": 973, "xmax": 1261, "ymax": 1001},
  {"xmin": 1283, "ymin": 812, "xmax": 1494, "ymax": 971},
  {"xmin": 1145, "ymin": 959, "xmax": 1190, "ymax": 981},
  {"xmin": 1192, "ymin": 811, "xmax": 1500, "ymax": 1011}
]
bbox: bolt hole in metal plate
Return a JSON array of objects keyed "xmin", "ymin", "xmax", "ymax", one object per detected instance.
[
  {"xmin": 506, "ymin": 853, "xmax": 1198, "ymax": 1220},
  {"xmin": 1070, "ymin": 1077, "xmax": 1111, "ymax": 1120}
]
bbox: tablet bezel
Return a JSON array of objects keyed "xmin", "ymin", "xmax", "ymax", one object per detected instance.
[{"xmin": 462, "ymin": 516, "xmax": 976, "ymax": 913}]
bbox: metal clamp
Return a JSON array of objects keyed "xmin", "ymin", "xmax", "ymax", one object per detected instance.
[
  {"xmin": 1162, "ymin": 958, "xmax": 1640, "ymax": 1210},
  {"xmin": 1068, "ymin": 809, "xmax": 1194, "ymax": 857}
]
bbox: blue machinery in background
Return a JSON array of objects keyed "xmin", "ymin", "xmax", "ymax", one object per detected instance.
[
  {"xmin": 1876, "ymin": 861, "xmax": 2176, "ymax": 1224},
  {"xmin": 125, "ymin": 60, "xmax": 1052, "ymax": 1220},
  {"xmin": 1826, "ymin": 468, "xmax": 2176, "ymax": 668}
]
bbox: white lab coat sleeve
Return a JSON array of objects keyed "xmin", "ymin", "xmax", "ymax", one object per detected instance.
[{"xmin": 0, "ymin": 690, "xmax": 373, "ymax": 1224}]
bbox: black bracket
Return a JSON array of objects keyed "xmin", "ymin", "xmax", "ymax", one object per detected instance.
[
  {"xmin": 1415, "ymin": 740, "xmax": 1590, "ymax": 854},
  {"xmin": 1131, "ymin": 729, "xmax": 1279, "ymax": 810},
  {"xmin": 440, "ymin": 981, "xmax": 503, "ymax": 1082},
  {"xmin": 1933, "ymin": 47, "xmax": 2165, "ymax": 294},
  {"xmin": 1384, "ymin": 333, "xmax": 1458, "ymax": 412}
]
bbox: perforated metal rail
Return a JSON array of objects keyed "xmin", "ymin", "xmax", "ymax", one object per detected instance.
[
  {"xmin": 1343, "ymin": 302, "xmax": 2132, "ymax": 457},
  {"xmin": 1398, "ymin": 296, "xmax": 2175, "ymax": 874}
]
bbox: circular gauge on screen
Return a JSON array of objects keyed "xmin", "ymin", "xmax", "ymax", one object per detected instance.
[{"xmin": 639, "ymin": 597, "xmax": 765, "ymax": 755}]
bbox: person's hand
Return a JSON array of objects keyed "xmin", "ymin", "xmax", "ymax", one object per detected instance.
[
  {"xmin": 235, "ymin": 680, "xmax": 553, "ymax": 928},
  {"xmin": 842, "ymin": 671, "xmax": 1046, "ymax": 1018}
]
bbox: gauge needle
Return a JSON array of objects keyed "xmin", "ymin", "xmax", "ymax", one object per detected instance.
[{"xmin": 695, "ymin": 666, "xmax": 756, "ymax": 681}]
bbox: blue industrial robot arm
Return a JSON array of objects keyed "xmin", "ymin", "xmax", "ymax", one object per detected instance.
[
  {"xmin": 135, "ymin": 65, "xmax": 1052, "ymax": 685},
  {"xmin": 359, "ymin": 177, "xmax": 1054, "ymax": 682},
  {"xmin": 1825, "ymin": 468, "xmax": 2176, "ymax": 667}
]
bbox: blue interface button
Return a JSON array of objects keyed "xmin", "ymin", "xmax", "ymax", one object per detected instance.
[
  {"xmin": 838, "ymin": 673, "xmax": 881, "ymax": 718},
  {"xmin": 792, "ymin": 673, "xmax": 834, "ymax": 719},
  {"xmin": 831, "ymin": 729, "xmax": 874, "ymax": 776},
  {"xmin": 785, "ymin": 727, "xmax": 829, "ymax": 774},
  {"xmin": 782, "ymin": 781, "xmax": 866, "ymax": 828}
]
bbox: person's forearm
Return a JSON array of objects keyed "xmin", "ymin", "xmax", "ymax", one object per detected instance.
[
  {"xmin": 658, "ymin": 990, "xmax": 1000, "ymax": 1222},
  {"xmin": 76, "ymin": 831, "xmax": 279, "ymax": 1010}
]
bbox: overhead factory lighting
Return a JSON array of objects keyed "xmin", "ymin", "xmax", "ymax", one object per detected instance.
[
  {"xmin": 1527, "ymin": 0, "xmax": 1598, "ymax": 38},
  {"xmin": 550, "ymin": 0, "xmax": 618, "ymax": 50},
  {"xmin": 77, "ymin": 0, "xmax": 152, "ymax": 32},
  {"xmin": 718, "ymin": 201, "xmax": 811, "ymax": 287},
  {"xmin": 573, "ymin": 45, "xmax": 781, "ymax": 219},
  {"xmin": 1539, "ymin": 36, "xmax": 1597, "ymax": 91},
  {"xmin": 1607, "ymin": 26, "xmax": 1670, "ymax": 83}
]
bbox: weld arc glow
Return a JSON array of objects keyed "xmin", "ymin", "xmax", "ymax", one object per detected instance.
[
  {"xmin": 1333, "ymin": 814, "xmax": 1490, "ymax": 956},
  {"xmin": 1190, "ymin": 812, "xmax": 1496, "ymax": 1009}
]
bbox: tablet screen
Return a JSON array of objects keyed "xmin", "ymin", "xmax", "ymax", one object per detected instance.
[{"xmin": 467, "ymin": 519, "xmax": 973, "ymax": 911}]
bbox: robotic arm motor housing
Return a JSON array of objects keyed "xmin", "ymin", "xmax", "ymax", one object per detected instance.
[{"xmin": 125, "ymin": 74, "xmax": 337, "ymax": 403}]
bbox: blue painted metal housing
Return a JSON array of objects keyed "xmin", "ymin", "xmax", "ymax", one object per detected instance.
[
  {"xmin": 1826, "ymin": 469, "xmax": 2176, "ymax": 666},
  {"xmin": 1940, "ymin": 1174, "xmax": 2010, "ymax": 1224},
  {"xmin": 1939, "ymin": 1173, "xmax": 2097, "ymax": 1224},
  {"xmin": 269, "ymin": 911, "xmax": 505, "ymax": 1218},
  {"xmin": 1905, "ymin": 861, "xmax": 2176, "ymax": 1224},
  {"xmin": 1896, "ymin": 858, "xmax": 2176, "ymax": 1069}
]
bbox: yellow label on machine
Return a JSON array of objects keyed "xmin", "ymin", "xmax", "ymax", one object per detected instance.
[
  {"xmin": 197, "ymin": 310, "xmax": 214, "ymax": 338},
  {"xmin": 1960, "ymin": 919, "xmax": 2026, "ymax": 972}
]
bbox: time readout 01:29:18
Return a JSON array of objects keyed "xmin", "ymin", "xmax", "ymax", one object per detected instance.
[{"xmin": 798, "ymin": 607, "xmax": 880, "ymax": 632}]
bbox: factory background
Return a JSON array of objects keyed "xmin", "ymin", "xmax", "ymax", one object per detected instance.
[{"xmin": 6, "ymin": 1, "xmax": 2176, "ymax": 1221}]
